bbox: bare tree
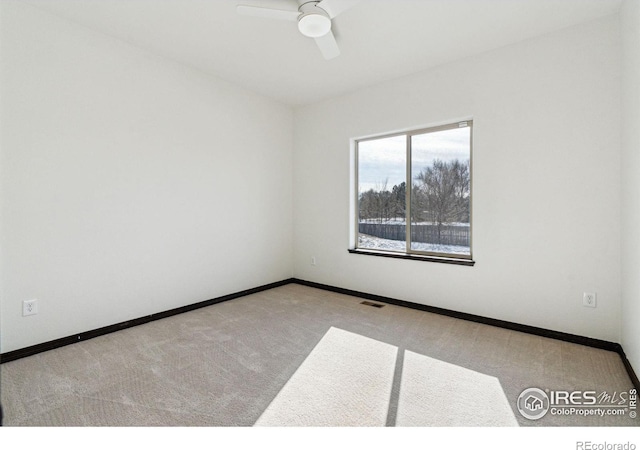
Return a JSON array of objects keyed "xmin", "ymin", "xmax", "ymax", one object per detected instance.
[{"xmin": 413, "ymin": 159, "xmax": 470, "ymax": 243}]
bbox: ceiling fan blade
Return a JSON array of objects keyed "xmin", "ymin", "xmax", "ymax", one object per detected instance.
[
  {"xmin": 315, "ymin": 30, "xmax": 340, "ymax": 60},
  {"xmin": 316, "ymin": 0, "xmax": 361, "ymax": 19},
  {"xmin": 236, "ymin": 5, "xmax": 301, "ymax": 21}
]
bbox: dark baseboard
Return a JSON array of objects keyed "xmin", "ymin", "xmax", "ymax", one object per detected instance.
[
  {"xmin": 618, "ymin": 347, "xmax": 640, "ymax": 392},
  {"xmin": 0, "ymin": 278, "xmax": 295, "ymax": 364},
  {"xmin": 291, "ymin": 279, "xmax": 619, "ymax": 351},
  {"xmin": 1, "ymin": 276, "xmax": 638, "ymax": 392},
  {"xmin": 291, "ymin": 278, "xmax": 640, "ymax": 392}
]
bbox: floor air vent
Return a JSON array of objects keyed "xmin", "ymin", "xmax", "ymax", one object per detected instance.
[{"xmin": 360, "ymin": 301, "xmax": 385, "ymax": 308}]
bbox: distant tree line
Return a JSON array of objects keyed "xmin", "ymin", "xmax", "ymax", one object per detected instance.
[
  {"xmin": 359, "ymin": 180, "xmax": 406, "ymax": 223},
  {"xmin": 359, "ymin": 159, "xmax": 470, "ymax": 241}
]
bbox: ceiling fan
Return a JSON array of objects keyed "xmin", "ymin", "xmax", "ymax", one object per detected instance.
[{"xmin": 237, "ymin": 0, "xmax": 361, "ymax": 60}]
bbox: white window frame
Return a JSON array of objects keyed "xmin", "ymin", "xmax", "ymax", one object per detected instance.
[{"xmin": 351, "ymin": 120, "xmax": 474, "ymax": 266}]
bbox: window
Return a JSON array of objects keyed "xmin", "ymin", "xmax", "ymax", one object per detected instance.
[{"xmin": 352, "ymin": 121, "xmax": 473, "ymax": 265}]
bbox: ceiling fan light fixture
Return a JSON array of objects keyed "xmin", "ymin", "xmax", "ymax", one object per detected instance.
[{"xmin": 298, "ymin": 12, "xmax": 331, "ymax": 38}]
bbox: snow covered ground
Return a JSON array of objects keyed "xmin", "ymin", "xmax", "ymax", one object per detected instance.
[
  {"xmin": 358, "ymin": 234, "xmax": 470, "ymax": 255},
  {"xmin": 359, "ymin": 218, "xmax": 469, "ymax": 227}
]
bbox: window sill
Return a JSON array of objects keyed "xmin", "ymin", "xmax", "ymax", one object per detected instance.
[{"xmin": 348, "ymin": 248, "xmax": 475, "ymax": 266}]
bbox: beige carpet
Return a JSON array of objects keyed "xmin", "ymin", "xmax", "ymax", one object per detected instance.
[
  {"xmin": 255, "ymin": 327, "xmax": 518, "ymax": 427},
  {"xmin": 1, "ymin": 284, "xmax": 636, "ymax": 426},
  {"xmin": 396, "ymin": 350, "xmax": 518, "ymax": 426},
  {"xmin": 255, "ymin": 327, "xmax": 397, "ymax": 426}
]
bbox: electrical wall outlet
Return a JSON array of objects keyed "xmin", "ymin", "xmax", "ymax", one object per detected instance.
[
  {"xmin": 311, "ymin": 256, "xmax": 317, "ymax": 266},
  {"xmin": 583, "ymin": 292, "xmax": 597, "ymax": 308},
  {"xmin": 23, "ymin": 299, "xmax": 38, "ymax": 316}
]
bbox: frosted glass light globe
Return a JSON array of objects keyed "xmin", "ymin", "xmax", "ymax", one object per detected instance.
[{"xmin": 298, "ymin": 13, "xmax": 331, "ymax": 38}]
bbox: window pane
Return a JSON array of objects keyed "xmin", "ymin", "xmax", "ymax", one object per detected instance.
[
  {"xmin": 357, "ymin": 135, "xmax": 406, "ymax": 252},
  {"xmin": 410, "ymin": 126, "xmax": 471, "ymax": 256}
]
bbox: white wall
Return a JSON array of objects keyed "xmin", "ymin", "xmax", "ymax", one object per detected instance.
[
  {"xmin": 0, "ymin": 1, "xmax": 293, "ymax": 353},
  {"xmin": 621, "ymin": 0, "xmax": 640, "ymax": 371},
  {"xmin": 293, "ymin": 16, "xmax": 622, "ymax": 342}
]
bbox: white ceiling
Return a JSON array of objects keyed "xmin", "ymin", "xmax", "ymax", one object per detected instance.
[{"xmin": 22, "ymin": 0, "xmax": 622, "ymax": 106}]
